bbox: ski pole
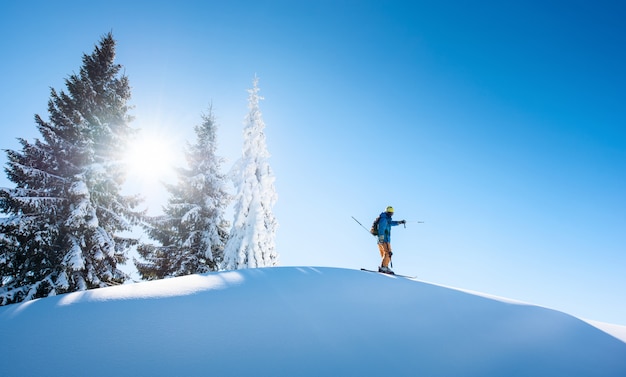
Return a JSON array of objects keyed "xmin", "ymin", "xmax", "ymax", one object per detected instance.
[{"xmin": 351, "ymin": 216, "xmax": 373, "ymax": 235}]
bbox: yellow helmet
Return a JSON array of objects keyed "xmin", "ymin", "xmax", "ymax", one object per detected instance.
[{"xmin": 385, "ymin": 206, "xmax": 394, "ymax": 213}]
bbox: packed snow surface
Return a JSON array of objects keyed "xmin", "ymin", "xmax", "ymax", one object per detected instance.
[{"xmin": 1, "ymin": 267, "xmax": 625, "ymax": 377}]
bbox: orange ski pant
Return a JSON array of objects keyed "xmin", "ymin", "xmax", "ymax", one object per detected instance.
[{"xmin": 378, "ymin": 242, "xmax": 392, "ymax": 268}]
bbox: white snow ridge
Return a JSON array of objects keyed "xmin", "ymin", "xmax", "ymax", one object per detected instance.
[{"xmin": 1, "ymin": 267, "xmax": 625, "ymax": 377}]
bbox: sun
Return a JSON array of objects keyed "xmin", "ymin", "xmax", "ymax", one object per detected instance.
[{"xmin": 124, "ymin": 133, "xmax": 176, "ymax": 182}]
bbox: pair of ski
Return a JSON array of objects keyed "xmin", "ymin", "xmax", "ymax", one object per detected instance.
[{"xmin": 360, "ymin": 268, "xmax": 416, "ymax": 279}]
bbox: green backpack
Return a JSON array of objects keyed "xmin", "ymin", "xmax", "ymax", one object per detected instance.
[{"xmin": 370, "ymin": 215, "xmax": 381, "ymax": 236}]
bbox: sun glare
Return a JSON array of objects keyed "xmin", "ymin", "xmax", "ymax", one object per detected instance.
[{"xmin": 125, "ymin": 134, "xmax": 176, "ymax": 181}]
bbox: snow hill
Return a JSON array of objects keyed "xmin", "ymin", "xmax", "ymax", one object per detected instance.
[{"xmin": 1, "ymin": 267, "xmax": 625, "ymax": 377}]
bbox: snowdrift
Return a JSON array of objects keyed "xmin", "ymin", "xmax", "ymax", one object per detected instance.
[{"xmin": 1, "ymin": 267, "xmax": 625, "ymax": 377}]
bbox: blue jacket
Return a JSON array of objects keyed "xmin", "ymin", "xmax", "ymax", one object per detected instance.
[{"xmin": 377, "ymin": 212, "xmax": 400, "ymax": 243}]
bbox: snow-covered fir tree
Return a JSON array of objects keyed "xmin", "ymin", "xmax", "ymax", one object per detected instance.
[
  {"xmin": 223, "ymin": 77, "xmax": 278, "ymax": 270},
  {"xmin": 135, "ymin": 105, "xmax": 230, "ymax": 279},
  {"xmin": 0, "ymin": 33, "xmax": 142, "ymax": 305}
]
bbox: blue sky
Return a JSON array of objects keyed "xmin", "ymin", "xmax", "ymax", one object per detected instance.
[{"xmin": 1, "ymin": 1, "xmax": 624, "ymax": 325}]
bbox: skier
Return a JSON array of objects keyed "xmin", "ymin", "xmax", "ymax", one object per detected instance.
[{"xmin": 376, "ymin": 206, "xmax": 405, "ymax": 274}]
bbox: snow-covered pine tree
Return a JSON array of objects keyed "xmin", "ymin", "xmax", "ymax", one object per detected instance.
[
  {"xmin": 223, "ymin": 77, "xmax": 278, "ymax": 270},
  {"xmin": 135, "ymin": 105, "xmax": 230, "ymax": 279},
  {"xmin": 0, "ymin": 33, "xmax": 142, "ymax": 305}
]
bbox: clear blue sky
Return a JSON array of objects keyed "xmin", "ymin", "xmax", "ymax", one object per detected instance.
[{"xmin": 1, "ymin": 1, "xmax": 624, "ymax": 325}]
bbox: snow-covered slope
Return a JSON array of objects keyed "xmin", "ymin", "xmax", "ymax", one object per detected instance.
[{"xmin": 1, "ymin": 267, "xmax": 625, "ymax": 377}]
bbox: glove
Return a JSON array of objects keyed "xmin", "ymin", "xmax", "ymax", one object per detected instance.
[
  {"xmin": 399, "ymin": 220, "xmax": 406, "ymax": 224},
  {"xmin": 378, "ymin": 235, "xmax": 384, "ymax": 243}
]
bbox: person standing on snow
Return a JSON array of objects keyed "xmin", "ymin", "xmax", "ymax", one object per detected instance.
[{"xmin": 377, "ymin": 206, "xmax": 405, "ymax": 274}]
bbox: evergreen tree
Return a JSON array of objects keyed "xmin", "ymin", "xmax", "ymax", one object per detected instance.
[
  {"xmin": 135, "ymin": 105, "xmax": 229, "ymax": 279},
  {"xmin": 223, "ymin": 77, "xmax": 278, "ymax": 270},
  {"xmin": 0, "ymin": 33, "xmax": 142, "ymax": 305}
]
